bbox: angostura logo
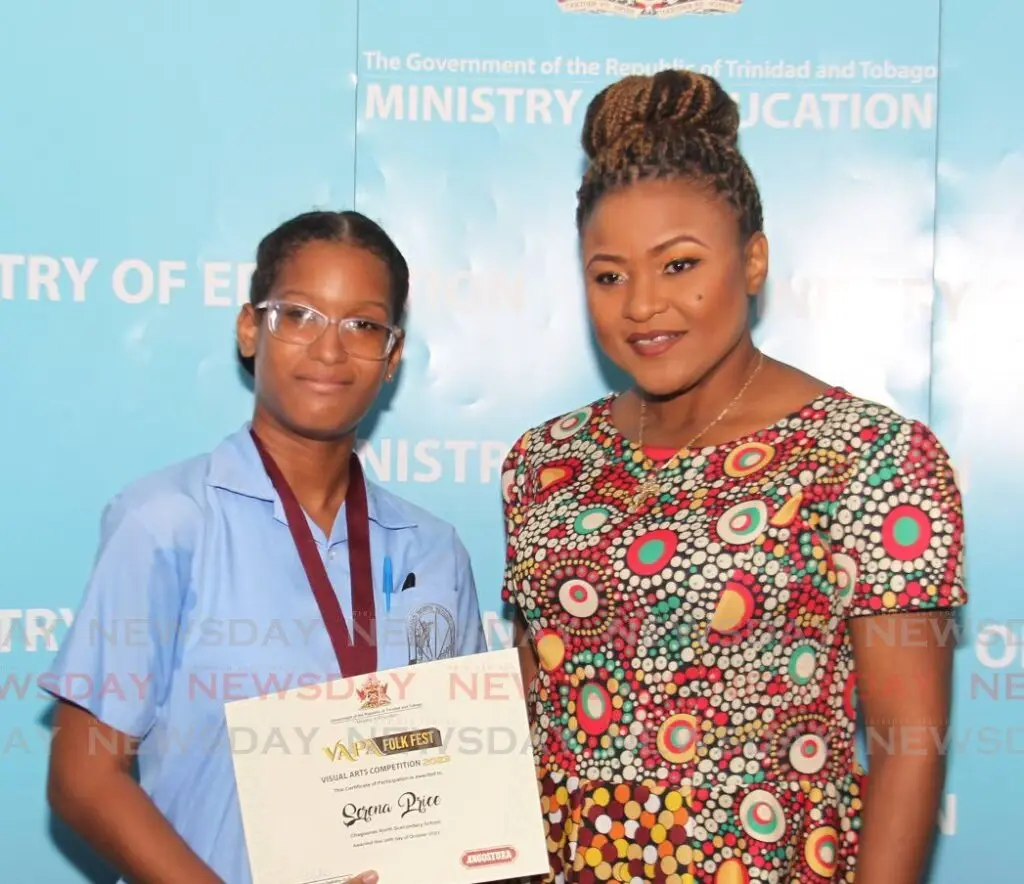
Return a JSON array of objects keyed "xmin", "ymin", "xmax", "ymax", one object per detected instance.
[
  {"xmin": 461, "ymin": 846, "xmax": 517, "ymax": 868},
  {"xmin": 356, "ymin": 674, "xmax": 391, "ymax": 709},
  {"xmin": 557, "ymin": 0, "xmax": 743, "ymax": 17}
]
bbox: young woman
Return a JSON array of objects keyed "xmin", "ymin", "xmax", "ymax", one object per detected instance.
[
  {"xmin": 502, "ymin": 71, "xmax": 966, "ymax": 883},
  {"xmin": 44, "ymin": 210, "xmax": 488, "ymax": 884}
]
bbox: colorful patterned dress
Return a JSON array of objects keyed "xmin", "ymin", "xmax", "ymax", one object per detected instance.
[{"xmin": 501, "ymin": 387, "xmax": 966, "ymax": 884}]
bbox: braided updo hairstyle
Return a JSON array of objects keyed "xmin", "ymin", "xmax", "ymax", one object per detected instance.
[{"xmin": 576, "ymin": 69, "xmax": 763, "ymax": 238}]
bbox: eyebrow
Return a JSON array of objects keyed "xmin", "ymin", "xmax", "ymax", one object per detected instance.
[
  {"xmin": 586, "ymin": 233, "xmax": 708, "ymax": 267},
  {"xmin": 273, "ymin": 290, "xmax": 389, "ymax": 312}
]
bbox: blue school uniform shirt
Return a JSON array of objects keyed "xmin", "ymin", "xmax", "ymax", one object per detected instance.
[{"xmin": 42, "ymin": 425, "xmax": 488, "ymax": 884}]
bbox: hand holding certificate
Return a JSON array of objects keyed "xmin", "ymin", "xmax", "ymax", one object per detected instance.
[{"xmin": 225, "ymin": 648, "xmax": 548, "ymax": 884}]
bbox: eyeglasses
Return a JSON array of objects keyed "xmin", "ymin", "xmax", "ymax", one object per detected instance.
[{"xmin": 253, "ymin": 299, "xmax": 401, "ymax": 362}]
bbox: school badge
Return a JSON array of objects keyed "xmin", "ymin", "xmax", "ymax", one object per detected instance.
[
  {"xmin": 557, "ymin": 0, "xmax": 743, "ymax": 17},
  {"xmin": 407, "ymin": 603, "xmax": 456, "ymax": 664}
]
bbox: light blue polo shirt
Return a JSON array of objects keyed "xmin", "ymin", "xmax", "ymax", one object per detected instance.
[{"xmin": 42, "ymin": 424, "xmax": 488, "ymax": 884}]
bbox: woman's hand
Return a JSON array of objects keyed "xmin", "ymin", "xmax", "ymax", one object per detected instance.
[
  {"xmin": 349, "ymin": 873, "xmax": 379, "ymax": 884},
  {"xmin": 513, "ymin": 611, "xmax": 538, "ymax": 714}
]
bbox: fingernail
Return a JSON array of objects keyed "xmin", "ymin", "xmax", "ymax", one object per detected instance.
[{"xmin": 362, "ymin": 874, "xmax": 379, "ymax": 884}]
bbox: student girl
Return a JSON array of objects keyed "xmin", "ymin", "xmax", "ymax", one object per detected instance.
[
  {"xmin": 44, "ymin": 210, "xmax": 487, "ymax": 884},
  {"xmin": 502, "ymin": 70, "xmax": 966, "ymax": 883}
]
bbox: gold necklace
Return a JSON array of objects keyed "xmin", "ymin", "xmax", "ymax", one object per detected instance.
[{"xmin": 629, "ymin": 351, "xmax": 765, "ymax": 512}]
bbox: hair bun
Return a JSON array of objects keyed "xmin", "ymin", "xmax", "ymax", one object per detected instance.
[{"xmin": 581, "ymin": 69, "xmax": 740, "ymax": 162}]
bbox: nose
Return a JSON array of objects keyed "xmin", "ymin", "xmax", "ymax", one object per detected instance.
[
  {"xmin": 622, "ymin": 271, "xmax": 667, "ymax": 323},
  {"xmin": 306, "ymin": 321, "xmax": 349, "ymax": 364}
]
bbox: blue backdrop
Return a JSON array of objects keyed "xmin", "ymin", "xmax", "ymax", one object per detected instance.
[{"xmin": 0, "ymin": 0, "xmax": 1018, "ymax": 879}]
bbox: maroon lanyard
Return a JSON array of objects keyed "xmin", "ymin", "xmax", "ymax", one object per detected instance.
[{"xmin": 250, "ymin": 429, "xmax": 377, "ymax": 678}]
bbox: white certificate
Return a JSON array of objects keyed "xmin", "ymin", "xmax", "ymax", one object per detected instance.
[{"xmin": 225, "ymin": 648, "xmax": 549, "ymax": 884}]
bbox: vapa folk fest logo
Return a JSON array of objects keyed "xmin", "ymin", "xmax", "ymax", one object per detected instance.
[
  {"xmin": 356, "ymin": 674, "xmax": 391, "ymax": 710},
  {"xmin": 558, "ymin": 0, "xmax": 743, "ymax": 16}
]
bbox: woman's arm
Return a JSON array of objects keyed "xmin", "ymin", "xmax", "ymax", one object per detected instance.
[
  {"xmin": 48, "ymin": 700, "xmax": 223, "ymax": 884},
  {"xmin": 828, "ymin": 417, "xmax": 967, "ymax": 881},
  {"xmin": 849, "ymin": 611, "xmax": 955, "ymax": 883}
]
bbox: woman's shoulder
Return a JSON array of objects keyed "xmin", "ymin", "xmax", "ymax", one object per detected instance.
[
  {"xmin": 814, "ymin": 387, "xmax": 955, "ymax": 466},
  {"xmin": 504, "ymin": 394, "xmax": 612, "ymax": 463},
  {"xmin": 818, "ymin": 387, "xmax": 939, "ymax": 433}
]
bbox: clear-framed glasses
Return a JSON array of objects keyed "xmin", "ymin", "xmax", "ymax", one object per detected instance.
[{"xmin": 254, "ymin": 299, "xmax": 401, "ymax": 362}]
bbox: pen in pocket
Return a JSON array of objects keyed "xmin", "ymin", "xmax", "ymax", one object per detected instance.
[{"xmin": 383, "ymin": 556, "xmax": 393, "ymax": 613}]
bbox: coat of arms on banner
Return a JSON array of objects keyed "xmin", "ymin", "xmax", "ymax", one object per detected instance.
[
  {"xmin": 407, "ymin": 603, "xmax": 456, "ymax": 663},
  {"xmin": 557, "ymin": 0, "xmax": 742, "ymax": 16},
  {"xmin": 356, "ymin": 674, "xmax": 391, "ymax": 709}
]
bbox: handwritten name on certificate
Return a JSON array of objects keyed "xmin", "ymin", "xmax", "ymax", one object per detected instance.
[{"xmin": 224, "ymin": 648, "xmax": 548, "ymax": 884}]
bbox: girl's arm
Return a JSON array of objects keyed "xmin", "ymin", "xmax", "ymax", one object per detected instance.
[
  {"xmin": 48, "ymin": 700, "xmax": 223, "ymax": 884},
  {"xmin": 49, "ymin": 702, "xmax": 383, "ymax": 884}
]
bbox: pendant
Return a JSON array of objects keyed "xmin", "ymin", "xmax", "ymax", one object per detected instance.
[{"xmin": 630, "ymin": 478, "xmax": 662, "ymax": 512}]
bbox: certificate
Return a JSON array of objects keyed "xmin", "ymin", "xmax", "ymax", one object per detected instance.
[{"xmin": 224, "ymin": 648, "xmax": 549, "ymax": 884}]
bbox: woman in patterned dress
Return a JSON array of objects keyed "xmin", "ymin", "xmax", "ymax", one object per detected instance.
[{"xmin": 501, "ymin": 70, "xmax": 966, "ymax": 884}]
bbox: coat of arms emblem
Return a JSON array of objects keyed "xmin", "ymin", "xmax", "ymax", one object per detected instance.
[{"xmin": 356, "ymin": 674, "xmax": 391, "ymax": 709}]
